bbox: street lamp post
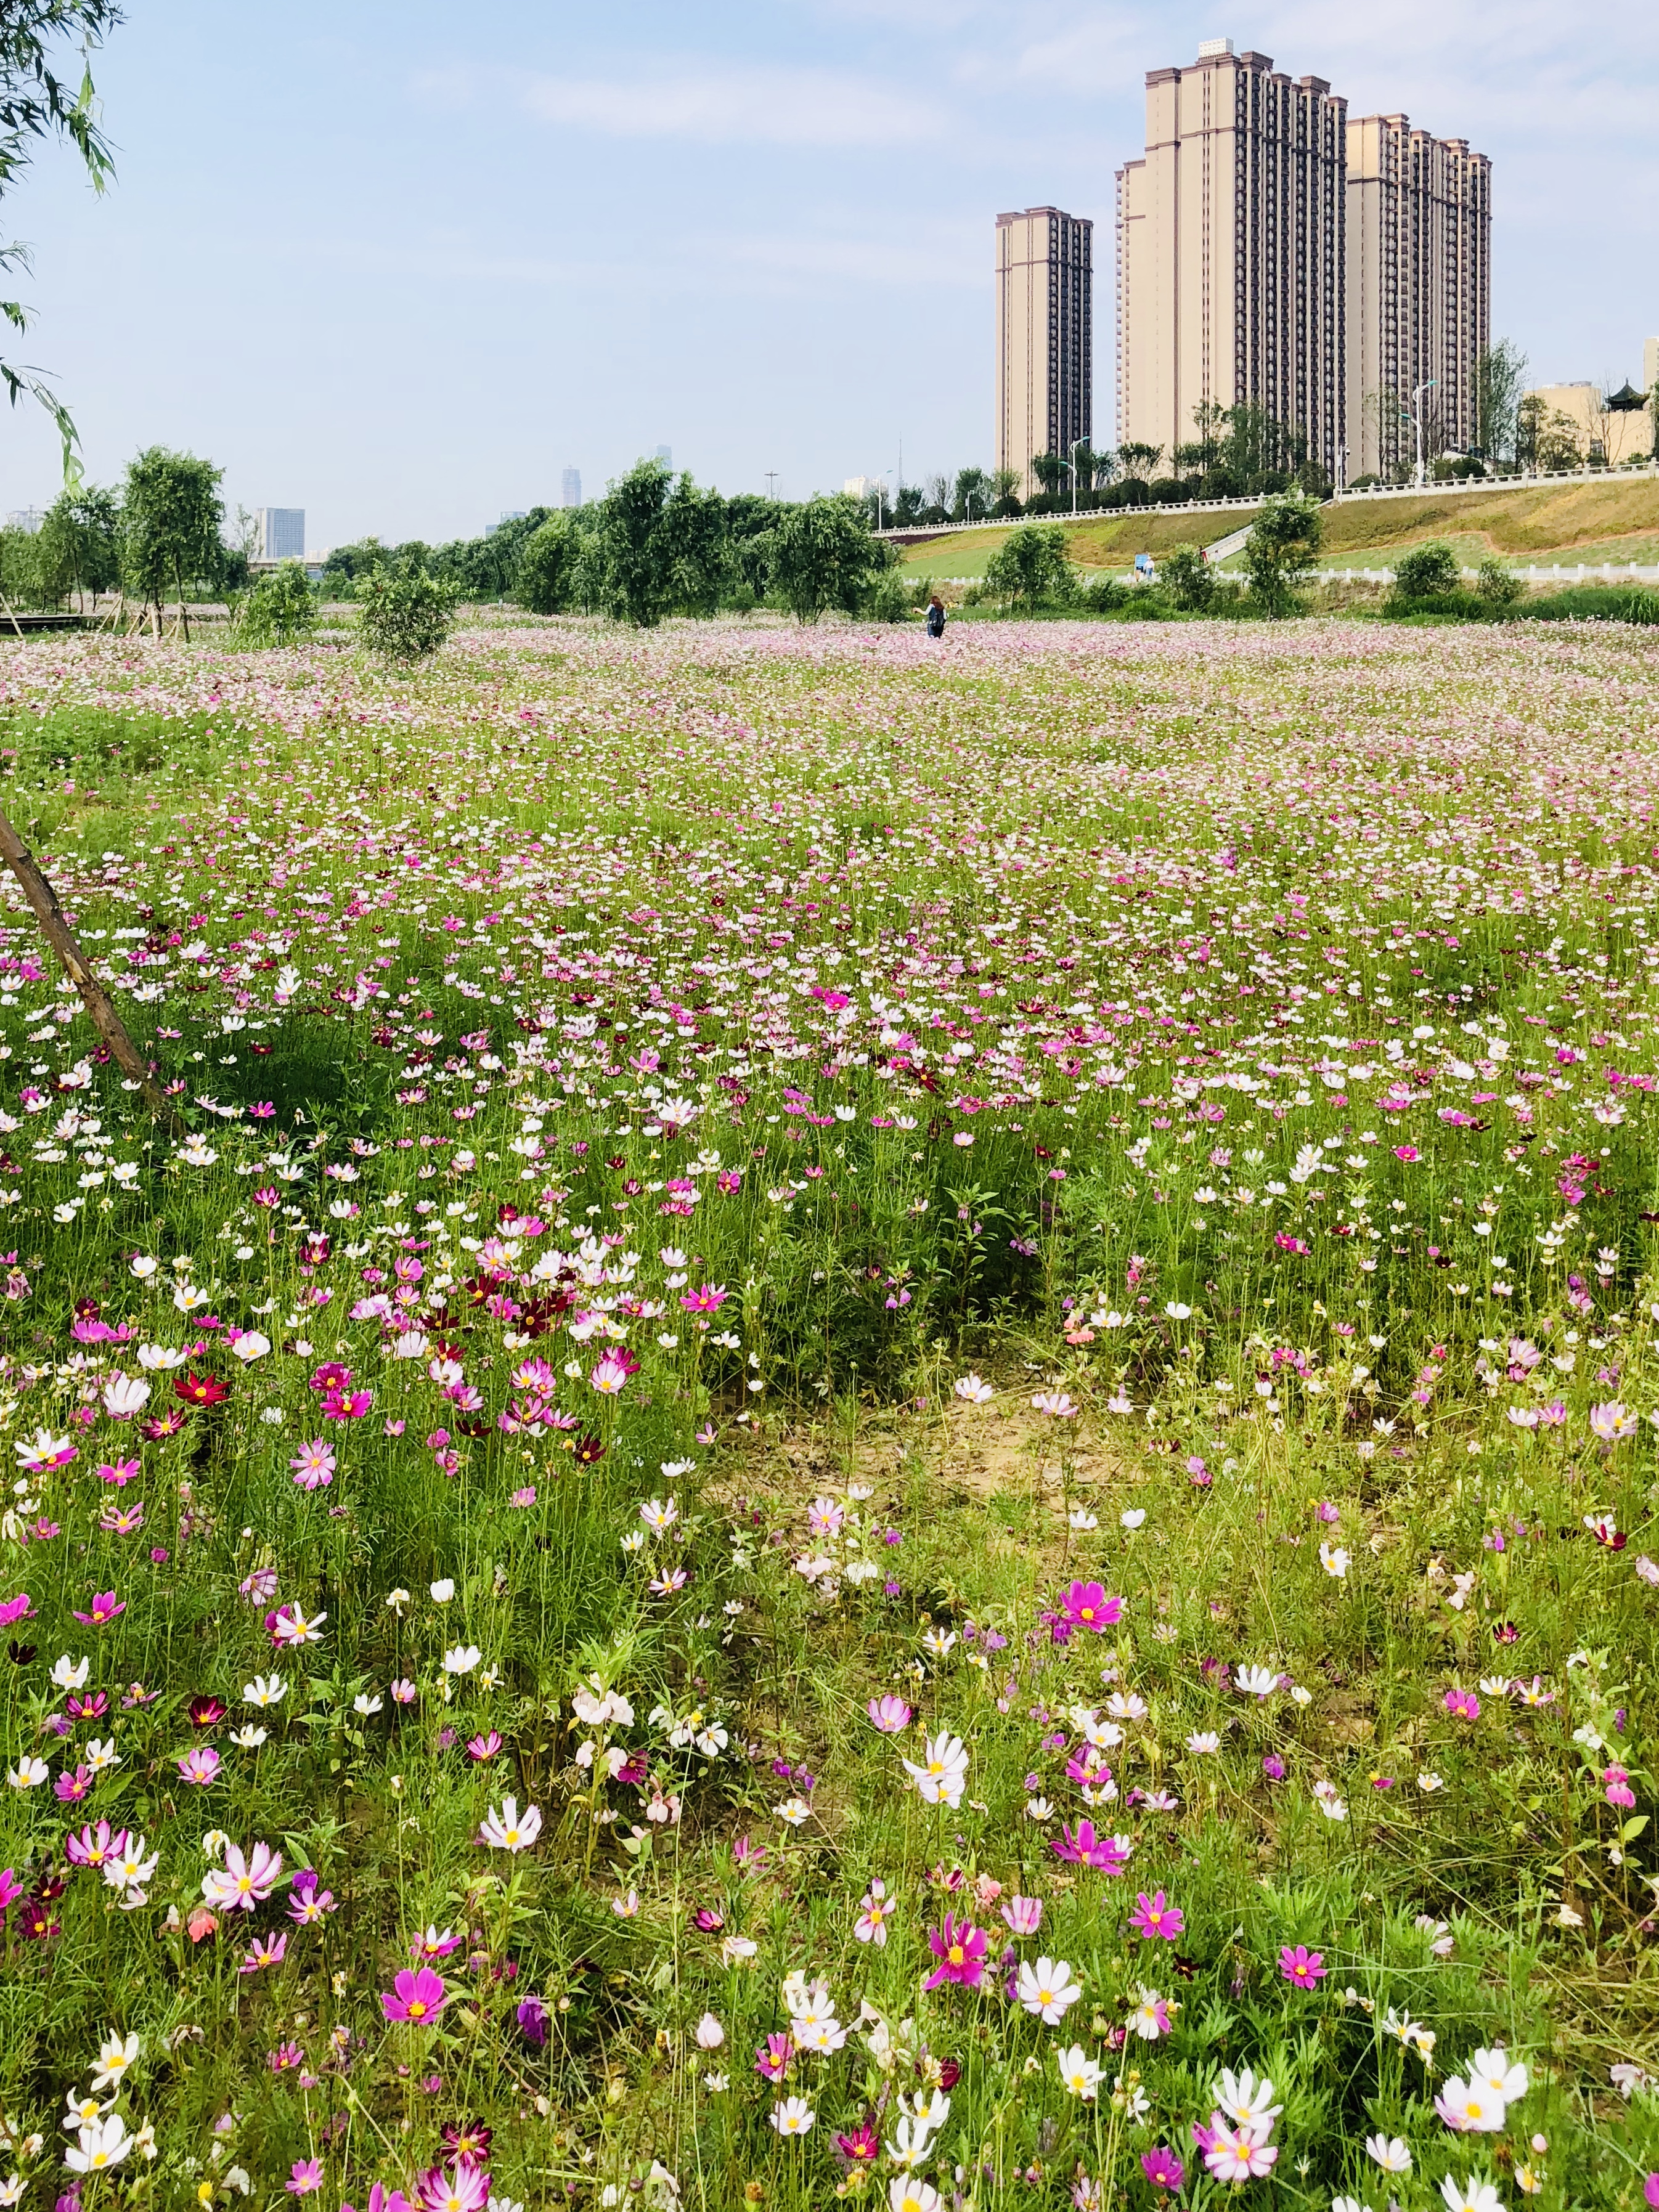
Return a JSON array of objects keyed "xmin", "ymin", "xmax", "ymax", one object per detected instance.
[{"xmin": 1411, "ymin": 381, "xmax": 1438, "ymax": 490}]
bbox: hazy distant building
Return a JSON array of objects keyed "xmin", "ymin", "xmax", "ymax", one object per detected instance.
[
  {"xmin": 561, "ymin": 467, "xmax": 582, "ymax": 508},
  {"xmin": 1115, "ymin": 39, "xmax": 1346, "ymax": 479},
  {"xmin": 256, "ymin": 508, "xmax": 306, "ymax": 560},
  {"xmin": 995, "ymin": 206, "xmax": 1093, "ymax": 500},
  {"xmin": 843, "ymin": 476, "xmax": 875, "ymax": 498},
  {"xmin": 654, "ymin": 445, "xmax": 672, "ymax": 465},
  {"xmin": 4, "ymin": 508, "xmax": 44, "ymax": 534},
  {"xmin": 1346, "ymin": 115, "xmax": 1490, "ymax": 477}
]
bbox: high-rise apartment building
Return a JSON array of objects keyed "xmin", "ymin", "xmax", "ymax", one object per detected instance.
[
  {"xmin": 1345, "ymin": 116, "xmax": 1490, "ymax": 477},
  {"xmin": 256, "ymin": 508, "xmax": 306, "ymax": 560},
  {"xmin": 1116, "ymin": 41, "xmax": 1347, "ymax": 478},
  {"xmin": 561, "ymin": 467, "xmax": 582, "ymax": 508},
  {"xmin": 995, "ymin": 206, "xmax": 1093, "ymax": 499}
]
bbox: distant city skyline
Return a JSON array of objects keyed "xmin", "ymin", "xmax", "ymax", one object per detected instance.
[{"xmin": 0, "ymin": 1, "xmax": 1652, "ymax": 543}]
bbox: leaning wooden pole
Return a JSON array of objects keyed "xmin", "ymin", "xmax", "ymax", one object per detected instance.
[{"xmin": 0, "ymin": 802, "xmax": 180, "ymax": 1127}]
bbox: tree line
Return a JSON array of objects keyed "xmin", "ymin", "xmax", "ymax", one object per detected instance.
[{"xmin": 323, "ymin": 458, "xmax": 904, "ymax": 628}]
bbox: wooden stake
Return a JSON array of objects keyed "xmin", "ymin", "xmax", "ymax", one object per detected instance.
[{"xmin": 0, "ymin": 803, "xmax": 180, "ymax": 1128}]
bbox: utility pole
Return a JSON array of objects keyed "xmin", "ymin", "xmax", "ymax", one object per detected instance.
[{"xmin": 1411, "ymin": 381, "xmax": 1438, "ymax": 490}]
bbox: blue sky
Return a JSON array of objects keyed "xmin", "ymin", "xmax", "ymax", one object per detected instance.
[{"xmin": 1, "ymin": 0, "xmax": 1655, "ymax": 547}]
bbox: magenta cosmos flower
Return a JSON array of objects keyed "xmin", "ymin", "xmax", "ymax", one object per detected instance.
[
  {"xmin": 1129, "ymin": 1890, "xmax": 1184, "ymax": 1942},
  {"xmin": 381, "ymin": 1966, "xmax": 450, "ymax": 2025},
  {"xmin": 923, "ymin": 1913, "xmax": 989, "ymax": 1991},
  {"xmin": 1279, "ymin": 1944, "xmax": 1326, "ymax": 1988},
  {"xmin": 1051, "ymin": 1819, "xmax": 1131, "ymax": 1873},
  {"xmin": 1141, "ymin": 2147, "xmax": 1185, "ymax": 2192},
  {"xmin": 1057, "ymin": 1580, "xmax": 1122, "ymax": 1634}
]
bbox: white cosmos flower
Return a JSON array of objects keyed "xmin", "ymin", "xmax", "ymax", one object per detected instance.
[
  {"xmin": 1438, "ymin": 2178, "xmax": 1504, "ymax": 2212},
  {"xmin": 900, "ymin": 1730, "xmax": 968, "ymax": 1808},
  {"xmin": 229, "ymin": 1332, "xmax": 271, "ymax": 1363},
  {"xmin": 1234, "ymin": 1664, "xmax": 1279, "ymax": 1698},
  {"xmin": 478, "ymin": 1796, "xmax": 542, "ymax": 1852},
  {"xmin": 63, "ymin": 2115, "xmax": 132, "ymax": 2174},
  {"xmin": 1366, "ymin": 2136, "xmax": 1412, "ymax": 2174},
  {"xmin": 1468, "ymin": 2047, "xmax": 1528, "ymax": 2105},
  {"xmin": 953, "ymin": 1373, "xmax": 994, "ymax": 1403},
  {"xmin": 441, "ymin": 1644, "xmax": 481, "ymax": 1675},
  {"xmin": 136, "ymin": 1344, "xmax": 188, "ymax": 1372},
  {"xmin": 100, "ymin": 1375, "xmax": 150, "ymax": 1420},
  {"xmin": 1016, "ymin": 1956, "xmax": 1082, "ymax": 2023},
  {"xmin": 1055, "ymin": 2044, "xmax": 1103, "ymax": 2100},
  {"xmin": 88, "ymin": 2032, "xmax": 139, "ymax": 2094}
]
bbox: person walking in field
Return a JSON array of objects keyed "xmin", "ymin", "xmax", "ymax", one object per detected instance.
[{"xmin": 925, "ymin": 595, "xmax": 946, "ymax": 638}]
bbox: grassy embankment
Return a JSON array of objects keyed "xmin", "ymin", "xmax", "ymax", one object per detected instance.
[{"xmin": 899, "ymin": 473, "xmax": 1659, "ymax": 580}]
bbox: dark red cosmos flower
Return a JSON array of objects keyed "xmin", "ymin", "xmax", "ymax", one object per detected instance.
[
  {"xmin": 174, "ymin": 1371, "xmax": 229, "ymax": 1409},
  {"xmin": 189, "ymin": 1696, "xmax": 228, "ymax": 1728},
  {"xmin": 441, "ymin": 2121, "xmax": 492, "ymax": 2165},
  {"xmin": 141, "ymin": 1408, "xmax": 190, "ymax": 1442},
  {"xmin": 572, "ymin": 1434, "xmax": 606, "ymax": 1465}
]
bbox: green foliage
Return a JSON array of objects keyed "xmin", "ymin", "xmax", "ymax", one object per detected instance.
[
  {"xmin": 1523, "ymin": 585, "xmax": 1659, "ymax": 625},
  {"xmin": 1474, "ymin": 558, "xmax": 1523, "ymax": 612},
  {"xmin": 120, "ymin": 444, "xmax": 224, "ymax": 619},
  {"xmin": 1243, "ymin": 490, "xmax": 1323, "ymax": 617},
  {"xmin": 1161, "ymin": 543, "xmax": 1215, "ymax": 612},
  {"xmin": 982, "ymin": 523, "xmax": 1076, "ymax": 608},
  {"xmin": 1475, "ymin": 340, "xmax": 1528, "ymax": 461},
  {"xmin": 237, "ymin": 560, "xmax": 317, "ymax": 648},
  {"xmin": 593, "ymin": 459, "xmax": 730, "ymax": 628},
  {"xmin": 1392, "ymin": 541, "xmax": 1462, "ymax": 603},
  {"xmin": 768, "ymin": 494, "xmax": 891, "ymax": 624},
  {"xmin": 357, "ymin": 566, "xmax": 457, "ymax": 661},
  {"xmin": 515, "ymin": 514, "xmax": 580, "ymax": 616},
  {"xmin": 37, "ymin": 482, "xmax": 118, "ymax": 603},
  {"xmin": 866, "ymin": 567, "xmax": 910, "ymax": 623}
]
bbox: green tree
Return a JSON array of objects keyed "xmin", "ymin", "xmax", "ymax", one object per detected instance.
[
  {"xmin": 1474, "ymin": 558, "xmax": 1522, "ymax": 612},
  {"xmin": 36, "ymin": 483, "xmax": 117, "ymax": 607},
  {"xmin": 1242, "ymin": 489, "xmax": 1322, "ymax": 617},
  {"xmin": 1117, "ymin": 441, "xmax": 1163, "ymax": 482},
  {"xmin": 120, "ymin": 444, "xmax": 224, "ymax": 638},
  {"xmin": 0, "ymin": 2, "xmax": 121, "ymax": 467},
  {"xmin": 1475, "ymin": 340, "xmax": 1528, "ymax": 463},
  {"xmin": 593, "ymin": 458, "xmax": 730, "ymax": 628},
  {"xmin": 238, "ymin": 559, "xmax": 316, "ymax": 647},
  {"xmin": 769, "ymin": 494, "xmax": 892, "ymax": 624},
  {"xmin": 1161, "ymin": 544, "xmax": 1215, "ymax": 612},
  {"xmin": 952, "ymin": 465, "xmax": 992, "ymax": 521},
  {"xmin": 982, "ymin": 523, "xmax": 1075, "ymax": 609},
  {"xmin": 516, "ymin": 513, "xmax": 579, "ymax": 615},
  {"xmin": 359, "ymin": 566, "xmax": 456, "ymax": 662},
  {"xmin": 724, "ymin": 494, "xmax": 785, "ymax": 604},
  {"xmin": 1029, "ymin": 453, "xmax": 1069, "ymax": 500},
  {"xmin": 989, "ymin": 467, "xmax": 1023, "ymax": 518}
]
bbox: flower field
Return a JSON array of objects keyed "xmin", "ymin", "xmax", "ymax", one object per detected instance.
[{"xmin": 2, "ymin": 613, "xmax": 1659, "ymax": 2211}]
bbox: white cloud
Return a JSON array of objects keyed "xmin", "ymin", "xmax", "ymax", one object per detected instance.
[{"xmin": 501, "ymin": 62, "xmax": 947, "ymax": 147}]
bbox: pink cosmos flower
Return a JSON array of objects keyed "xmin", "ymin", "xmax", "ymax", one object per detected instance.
[
  {"xmin": 466, "ymin": 1731, "xmax": 502, "ymax": 1762},
  {"xmin": 65, "ymin": 1821, "xmax": 129, "ymax": 1869},
  {"xmin": 0, "ymin": 1591, "xmax": 33, "ymax": 1627},
  {"xmin": 589, "ymin": 1352, "xmax": 634, "ymax": 1396},
  {"xmin": 289, "ymin": 1438, "xmax": 337, "ymax": 1491},
  {"xmin": 288, "ymin": 2160, "xmax": 324, "ymax": 2197},
  {"xmin": 71, "ymin": 1590, "xmax": 125, "ymax": 1627},
  {"xmin": 381, "ymin": 1966, "xmax": 450, "ymax": 2024},
  {"xmin": 415, "ymin": 2166, "xmax": 490, "ymax": 2212},
  {"xmin": 178, "ymin": 1746, "xmax": 222, "ymax": 1786},
  {"xmin": 866, "ymin": 1694, "xmax": 913, "ymax": 1733},
  {"xmin": 1200, "ymin": 2120, "xmax": 1278, "ymax": 2182},
  {"xmin": 854, "ymin": 1879, "xmax": 895, "ymax": 1945},
  {"xmin": 1141, "ymin": 2149, "xmax": 1185, "ymax": 2192},
  {"xmin": 202, "ymin": 1840, "xmax": 285, "ymax": 1912},
  {"xmin": 680, "ymin": 1283, "xmax": 729, "ymax": 1312},
  {"xmin": 240, "ymin": 1931, "xmax": 288, "ymax": 1973},
  {"xmin": 754, "ymin": 2032, "xmax": 794, "ymax": 2083},
  {"xmin": 96, "ymin": 1459, "xmax": 141, "ymax": 1487},
  {"xmin": 1001, "ymin": 1895, "xmax": 1043, "ymax": 1936},
  {"xmin": 1129, "ymin": 1890, "xmax": 1184, "ymax": 1942},
  {"xmin": 1057, "ymin": 1580, "xmax": 1122, "ymax": 1635},
  {"xmin": 1590, "ymin": 1402, "xmax": 1636, "ymax": 1442},
  {"xmin": 1279, "ymin": 1945, "xmax": 1326, "ymax": 1988},
  {"xmin": 1605, "ymin": 1765, "xmax": 1637, "ymax": 1809},
  {"xmin": 923, "ymin": 1913, "xmax": 988, "ymax": 1990},
  {"xmin": 1444, "ymin": 1688, "xmax": 1480, "ymax": 1720},
  {"xmin": 1052, "ymin": 1819, "xmax": 1132, "ymax": 1872}
]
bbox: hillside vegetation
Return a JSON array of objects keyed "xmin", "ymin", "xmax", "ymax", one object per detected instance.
[{"xmin": 900, "ymin": 474, "xmax": 1659, "ymax": 579}]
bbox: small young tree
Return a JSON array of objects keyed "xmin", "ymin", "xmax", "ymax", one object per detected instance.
[
  {"xmin": 238, "ymin": 560, "xmax": 316, "ymax": 646},
  {"xmin": 1474, "ymin": 558, "xmax": 1522, "ymax": 613},
  {"xmin": 359, "ymin": 567, "xmax": 457, "ymax": 662},
  {"xmin": 37, "ymin": 484, "xmax": 119, "ymax": 609},
  {"xmin": 1242, "ymin": 489, "xmax": 1322, "ymax": 617},
  {"xmin": 1475, "ymin": 340, "xmax": 1528, "ymax": 463},
  {"xmin": 516, "ymin": 514, "xmax": 579, "ymax": 614},
  {"xmin": 121, "ymin": 445, "xmax": 224, "ymax": 638},
  {"xmin": 1392, "ymin": 542, "xmax": 1462, "ymax": 603},
  {"xmin": 1161, "ymin": 544, "xmax": 1215, "ymax": 612},
  {"xmin": 769, "ymin": 495, "xmax": 890, "ymax": 624},
  {"xmin": 982, "ymin": 523, "xmax": 1075, "ymax": 609}
]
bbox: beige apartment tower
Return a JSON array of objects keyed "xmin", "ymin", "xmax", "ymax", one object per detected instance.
[
  {"xmin": 1346, "ymin": 116, "xmax": 1490, "ymax": 478},
  {"xmin": 1115, "ymin": 41, "xmax": 1347, "ymax": 478},
  {"xmin": 995, "ymin": 207, "xmax": 1093, "ymax": 500}
]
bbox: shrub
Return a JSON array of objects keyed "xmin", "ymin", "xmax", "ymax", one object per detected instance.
[
  {"xmin": 516, "ymin": 516, "xmax": 579, "ymax": 615},
  {"xmin": 982, "ymin": 524, "xmax": 1076, "ymax": 609},
  {"xmin": 1162, "ymin": 545, "xmax": 1215, "ymax": 612},
  {"xmin": 237, "ymin": 561, "xmax": 316, "ymax": 648},
  {"xmin": 1523, "ymin": 586, "xmax": 1659, "ymax": 625},
  {"xmin": 358, "ymin": 567, "xmax": 458, "ymax": 661},
  {"xmin": 1474, "ymin": 558, "xmax": 1523, "ymax": 612},
  {"xmin": 1392, "ymin": 542, "xmax": 1463, "ymax": 603}
]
